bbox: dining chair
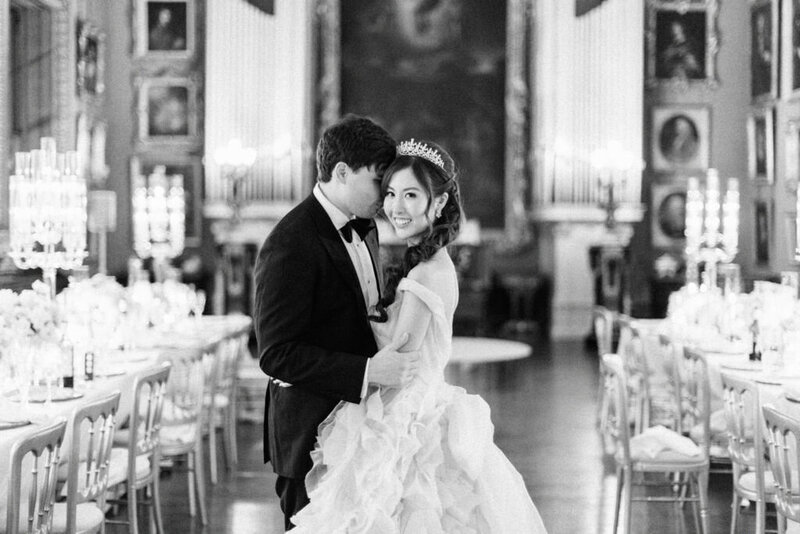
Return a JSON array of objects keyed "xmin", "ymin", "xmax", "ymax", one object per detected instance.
[
  {"xmin": 52, "ymin": 391, "xmax": 121, "ymax": 534},
  {"xmin": 106, "ymin": 363, "xmax": 172, "ymax": 534},
  {"xmin": 720, "ymin": 372, "xmax": 775, "ymax": 534},
  {"xmin": 594, "ymin": 306, "xmax": 616, "ymax": 431},
  {"xmin": 157, "ymin": 348, "xmax": 208, "ymax": 525},
  {"xmin": 602, "ymin": 353, "xmax": 710, "ymax": 534},
  {"xmin": 205, "ymin": 332, "xmax": 245, "ymax": 483},
  {"xmin": 678, "ymin": 348, "xmax": 731, "ymax": 473},
  {"xmin": 762, "ymin": 404, "xmax": 800, "ymax": 534},
  {"xmin": 6, "ymin": 418, "xmax": 68, "ymax": 534}
]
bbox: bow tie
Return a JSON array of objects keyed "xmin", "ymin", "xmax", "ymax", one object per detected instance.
[{"xmin": 340, "ymin": 218, "xmax": 375, "ymax": 243}]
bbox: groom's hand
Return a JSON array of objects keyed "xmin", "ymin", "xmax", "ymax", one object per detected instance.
[{"xmin": 367, "ymin": 332, "xmax": 421, "ymax": 387}]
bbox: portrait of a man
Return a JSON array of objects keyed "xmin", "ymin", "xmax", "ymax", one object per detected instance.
[
  {"xmin": 651, "ymin": 184, "xmax": 687, "ymax": 247},
  {"xmin": 652, "ymin": 105, "xmax": 710, "ymax": 171},
  {"xmin": 146, "ymin": 84, "xmax": 190, "ymax": 137},
  {"xmin": 751, "ymin": 2, "xmax": 774, "ymax": 99},
  {"xmin": 659, "ymin": 115, "xmax": 699, "ymax": 164},
  {"xmin": 76, "ymin": 21, "xmax": 103, "ymax": 96},
  {"xmin": 147, "ymin": 1, "xmax": 188, "ymax": 52},
  {"xmin": 748, "ymin": 108, "xmax": 774, "ymax": 182},
  {"xmin": 654, "ymin": 11, "xmax": 706, "ymax": 81}
]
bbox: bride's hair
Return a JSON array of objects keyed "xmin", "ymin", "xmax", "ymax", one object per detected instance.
[{"xmin": 370, "ymin": 141, "xmax": 463, "ymax": 323}]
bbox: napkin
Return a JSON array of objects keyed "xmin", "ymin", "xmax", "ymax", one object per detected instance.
[{"xmin": 629, "ymin": 425, "xmax": 702, "ymax": 459}]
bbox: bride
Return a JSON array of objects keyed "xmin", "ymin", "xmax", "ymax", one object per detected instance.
[{"xmin": 291, "ymin": 139, "xmax": 548, "ymax": 533}]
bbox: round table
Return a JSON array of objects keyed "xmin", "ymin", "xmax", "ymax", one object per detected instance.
[{"xmin": 449, "ymin": 336, "xmax": 532, "ymax": 365}]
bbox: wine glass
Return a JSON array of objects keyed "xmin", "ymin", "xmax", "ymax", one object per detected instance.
[{"xmin": 192, "ymin": 289, "xmax": 206, "ymax": 326}]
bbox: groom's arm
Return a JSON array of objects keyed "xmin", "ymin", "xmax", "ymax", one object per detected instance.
[{"xmin": 254, "ymin": 231, "xmax": 366, "ymax": 404}]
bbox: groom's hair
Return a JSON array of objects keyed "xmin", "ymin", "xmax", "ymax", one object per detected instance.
[{"xmin": 316, "ymin": 114, "xmax": 396, "ymax": 183}]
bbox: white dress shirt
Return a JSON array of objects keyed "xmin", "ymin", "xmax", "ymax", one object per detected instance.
[{"xmin": 313, "ymin": 184, "xmax": 378, "ymax": 398}]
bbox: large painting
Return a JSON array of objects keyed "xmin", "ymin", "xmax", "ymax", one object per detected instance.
[
  {"xmin": 751, "ymin": 0, "xmax": 779, "ymax": 101},
  {"xmin": 782, "ymin": 0, "xmax": 800, "ymax": 99},
  {"xmin": 318, "ymin": 0, "xmax": 531, "ymax": 232}
]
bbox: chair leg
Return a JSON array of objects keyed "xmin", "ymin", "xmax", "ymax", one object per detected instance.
[
  {"xmin": 729, "ymin": 487, "xmax": 739, "ymax": 534},
  {"xmin": 128, "ymin": 485, "xmax": 139, "ymax": 534},
  {"xmin": 754, "ymin": 497, "xmax": 765, "ymax": 534},
  {"xmin": 194, "ymin": 442, "xmax": 209, "ymax": 525},
  {"xmin": 187, "ymin": 453, "xmax": 197, "ymax": 517},
  {"xmin": 697, "ymin": 471, "xmax": 710, "ymax": 534},
  {"xmin": 227, "ymin": 402, "xmax": 238, "ymax": 469},
  {"xmin": 613, "ymin": 466, "xmax": 624, "ymax": 534},
  {"xmin": 151, "ymin": 476, "xmax": 165, "ymax": 534},
  {"xmin": 622, "ymin": 469, "xmax": 633, "ymax": 534},
  {"xmin": 209, "ymin": 423, "xmax": 219, "ymax": 485}
]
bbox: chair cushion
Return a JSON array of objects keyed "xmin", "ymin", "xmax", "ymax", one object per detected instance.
[
  {"xmin": 737, "ymin": 470, "xmax": 777, "ymax": 495},
  {"xmin": 627, "ymin": 425, "xmax": 702, "ymax": 461},
  {"xmin": 106, "ymin": 447, "xmax": 153, "ymax": 487},
  {"xmin": 51, "ymin": 502, "xmax": 104, "ymax": 534}
]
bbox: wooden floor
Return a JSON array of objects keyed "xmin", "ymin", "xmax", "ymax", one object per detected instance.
[{"xmin": 113, "ymin": 337, "xmax": 756, "ymax": 534}]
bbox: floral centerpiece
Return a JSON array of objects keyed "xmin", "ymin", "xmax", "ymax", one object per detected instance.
[{"xmin": 0, "ymin": 280, "xmax": 62, "ymax": 351}]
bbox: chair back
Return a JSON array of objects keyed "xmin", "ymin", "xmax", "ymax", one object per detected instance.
[
  {"xmin": 128, "ymin": 363, "xmax": 172, "ymax": 484},
  {"xmin": 6, "ymin": 418, "xmax": 68, "ymax": 534},
  {"xmin": 210, "ymin": 333, "xmax": 245, "ymax": 410},
  {"xmin": 720, "ymin": 372, "xmax": 766, "ymax": 497},
  {"xmin": 675, "ymin": 347, "xmax": 712, "ymax": 459},
  {"xmin": 762, "ymin": 404, "xmax": 800, "ymax": 524},
  {"xmin": 162, "ymin": 349, "xmax": 205, "ymax": 442},
  {"xmin": 617, "ymin": 316, "xmax": 649, "ymax": 434},
  {"xmin": 64, "ymin": 391, "xmax": 121, "ymax": 532},
  {"xmin": 600, "ymin": 353, "xmax": 631, "ymax": 462},
  {"xmin": 593, "ymin": 306, "xmax": 615, "ymax": 357}
]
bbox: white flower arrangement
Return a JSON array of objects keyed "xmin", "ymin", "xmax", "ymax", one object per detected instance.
[{"xmin": 0, "ymin": 280, "xmax": 63, "ymax": 349}]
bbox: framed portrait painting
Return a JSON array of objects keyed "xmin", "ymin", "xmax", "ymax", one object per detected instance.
[
  {"xmin": 651, "ymin": 105, "xmax": 710, "ymax": 172},
  {"xmin": 137, "ymin": 77, "xmax": 198, "ymax": 144},
  {"xmin": 76, "ymin": 20, "xmax": 105, "ymax": 97},
  {"xmin": 130, "ymin": 154, "xmax": 203, "ymax": 245},
  {"xmin": 755, "ymin": 199, "xmax": 772, "ymax": 265},
  {"xmin": 646, "ymin": 0, "xmax": 720, "ymax": 88},
  {"xmin": 748, "ymin": 106, "xmax": 775, "ymax": 183},
  {"xmin": 316, "ymin": 0, "xmax": 532, "ymax": 232},
  {"xmin": 786, "ymin": 120, "xmax": 800, "ymax": 192},
  {"xmin": 135, "ymin": 0, "xmax": 195, "ymax": 57},
  {"xmin": 751, "ymin": 0, "xmax": 780, "ymax": 101},
  {"xmin": 651, "ymin": 183, "xmax": 687, "ymax": 248},
  {"xmin": 782, "ymin": 0, "xmax": 800, "ymax": 99}
]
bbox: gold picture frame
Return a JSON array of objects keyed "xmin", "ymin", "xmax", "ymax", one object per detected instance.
[
  {"xmin": 136, "ymin": 76, "xmax": 199, "ymax": 146},
  {"xmin": 748, "ymin": 106, "xmax": 776, "ymax": 183}
]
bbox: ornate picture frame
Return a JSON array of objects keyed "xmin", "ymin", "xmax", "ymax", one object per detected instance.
[
  {"xmin": 785, "ymin": 120, "xmax": 800, "ymax": 193},
  {"xmin": 135, "ymin": 0, "xmax": 195, "ymax": 58},
  {"xmin": 748, "ymin": 106, "xmax": 776, "ymax": 183},
  {"xmin": 76, "ymin": 20, "xmax": 105, "ymax": 97},
  {"xmin": 651, "ymin": 104, "xmax": 711, "ymax": 172},
  {"xmin": 315, "ymin": 0, "xmax": 532, "ymax": 235},
  {"xmin": 136, "ymin": 76, "xmax": 198, "ymax": 145},
  {"xmin": 646, "ymin": 0, "xmax": 720, "ymax": 89},
  {"xmin": 782, "ymin": 0, "xmax": 800, "ymax": 99},
  {"xmin": 755, "ymin": 198, "xmax": 772, "ymax": 265},
  {"xmin": 130, "ymin": 153, "xmax": 203, "ymax": 245},
  {"xmin": 751, "ymin": 0, "xmax": 780, "ymax": 101},
  {"xmin": 651, "ymin": 182, "xmax": 687, "ymax": 248}
]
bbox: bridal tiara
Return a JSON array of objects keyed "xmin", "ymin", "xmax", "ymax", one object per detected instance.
[{"xmin": 397, "ymin": 139, "xmax": 445, "ymax": 170}]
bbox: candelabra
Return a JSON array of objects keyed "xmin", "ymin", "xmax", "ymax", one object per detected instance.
[
  {"xmin": 684, "ymin": 169, "xmax": 739, "ymax": 292},
  {"xmin": 214, "ymin": 139, "xmax": 257, "ymax": 224},
  {"xmin": 8, "ymin": 137, "xmax": 88, "ymax": 298},
  {"xmin": 132, "ymin": 166, "xmax": 185, "ymax": 281}
]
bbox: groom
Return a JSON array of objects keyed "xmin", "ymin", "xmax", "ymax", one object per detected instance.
[{"xmin": 254, "ymin": 114, "xmax": 421, "ymax": 530}]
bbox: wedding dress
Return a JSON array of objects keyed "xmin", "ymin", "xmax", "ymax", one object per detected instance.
[{"xmin": 292, "ymin": 268, "xmax": 548, "ymax": 533}]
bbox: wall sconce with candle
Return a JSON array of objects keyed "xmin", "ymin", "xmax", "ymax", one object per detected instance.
[
  {"xmin": 8, "ymin": 137, "xmax": 88, "ymax": 298},
  {"xmin": 684, "ymin": 168, "xmax": 739, "ymax": 291},
  {"xmin": 213, "ymin": 139, "xmax": 257, "ymax": 224}
]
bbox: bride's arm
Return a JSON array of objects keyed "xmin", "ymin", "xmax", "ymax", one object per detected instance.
[{"xmin": 390, "ymin": 266, "xmax": 443, "ymax": 351}]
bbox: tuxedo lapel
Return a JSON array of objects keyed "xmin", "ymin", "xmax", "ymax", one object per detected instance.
[
  {"xmin": 307, "ymin": 196, "xmax": 369, "ymax": 317},
  {"xmin": 364, "ymin": 228, "xmax": 382, "ymax": 300}
]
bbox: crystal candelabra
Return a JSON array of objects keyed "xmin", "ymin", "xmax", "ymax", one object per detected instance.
[
  {"xmin": 132, "ymin": 165, "xmax": 185, "ymax": 280},
  {"xmin": 213, "ymin": 139, "xmax": 257, "ymax": 224},
  {"xmin": 8, "ymin": 137, "xmax": 88, "ymax": 298},
  {"xmin": 684, "ymin": 169, "xmax": 739, "ymax": 292}
]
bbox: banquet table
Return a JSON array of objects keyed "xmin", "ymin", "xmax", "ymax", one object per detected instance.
[{"xmin": 0, "ymin": 314, "xmax": 252, "ymax": 532}]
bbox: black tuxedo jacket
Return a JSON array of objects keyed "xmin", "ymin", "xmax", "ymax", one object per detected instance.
[{"xmin": 253, "ymin": 194, "xmax": 381, "ymax": 479}]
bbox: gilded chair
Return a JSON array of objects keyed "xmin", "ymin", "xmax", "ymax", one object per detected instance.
[
  {"xmin": 6, "ymin": 418, "xmax": 68, "ymax": 534},
  {"xmin": 720, "ymin": 372, "xmax": 775, "ymax": 534},
  {"xmin": 602, "ymin": 354, "xmax": 710, "ymax": 534},
  {"xmin": 53, "ymin": 391, "xmax": 121, "ymax": 534},
  {"xmin": 762, "ymin": 404, "xmax": 800, "ymax": 534},
  {"xmin": 107, "ymin": 363, "xmax": 171, "ymax": 534}
]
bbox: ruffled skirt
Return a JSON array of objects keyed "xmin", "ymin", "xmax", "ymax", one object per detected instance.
[{"xmin": 291, "ymin": 378, "xmax": 547, "ymax": 533}]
